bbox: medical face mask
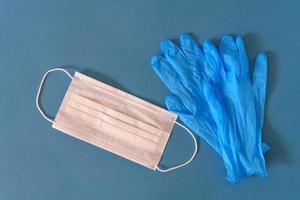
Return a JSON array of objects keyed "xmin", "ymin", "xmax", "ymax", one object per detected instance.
[{"xmin": 36, "ymin": 68, "xmax": 197, "ymax": 172}]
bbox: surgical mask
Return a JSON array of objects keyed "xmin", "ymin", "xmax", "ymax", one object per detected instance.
[{"xmin": 36, "ymin": 68, "xmax": 197, "ymax": 172}]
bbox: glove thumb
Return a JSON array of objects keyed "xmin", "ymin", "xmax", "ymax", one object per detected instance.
[
  {"xmin": 253, "ymin": 52, "xmax": 267, "ymax": 101},
  {"xmin": 253, "ymin": 53, "xmax": 268, "ymax": 127},
  {"xmin": 165, "ymin": 95, "xmax": 193, "ymax": 117}
]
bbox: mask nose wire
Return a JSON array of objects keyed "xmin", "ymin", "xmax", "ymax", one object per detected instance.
[
  {"xmin": 155, "ymin": 121, "xmax": 198, "ymax": 172},
  {"xmin": 36, "ymin": 68, "xmax": 74, "ymax": 123}
]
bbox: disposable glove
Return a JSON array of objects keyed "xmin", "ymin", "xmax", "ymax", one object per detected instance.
[
  {"xmin": 206, "ymin": 36, "xmax": 268, "ymax": 182},
  {"xmin": 151, "ymin": 34, "xmax": 224, "ymax": 155},
  {"xmin": 151, "ymin": 34, "xmax": 268, "ymax": 183}
]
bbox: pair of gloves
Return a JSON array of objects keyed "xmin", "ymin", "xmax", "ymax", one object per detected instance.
[{"xmin": 151, "ymin": 34, "xmax": 268, "ymax": 183}]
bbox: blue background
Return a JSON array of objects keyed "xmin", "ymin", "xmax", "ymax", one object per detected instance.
[{"xmin": 0, "ymin": 0, "xmax": 299, "ymax": 199}]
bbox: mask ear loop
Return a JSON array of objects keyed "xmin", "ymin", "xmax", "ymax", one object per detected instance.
[
  {"xmin": 155, "ymin": 121, "xmax": 198, "ymax": 172},
  {"xmin": 36, "ymin": 68, "xmax": 74, "ymax": 123}
]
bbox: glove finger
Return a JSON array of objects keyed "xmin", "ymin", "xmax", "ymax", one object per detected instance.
[
  {"xmin": 179, "ymin": 34, "xmax": 206, "ymax": 74},
  {"xmin": 219, "ymin": 36, "xmax": 240, "ymax": 79},
  {"xmin": 236, "ymin": 36, "xmax": 250, "ymax": 79},
  {"xmin": 151, "ymin": 55, "xmax": 194, "ymax": 105},
  {"xmin": 203, "ymin": 40, "xmax": 224, "ymax": 81},
  {"xmin": 160, "ymin": 39, "xmax": 182, "ymax": 56},
  {"xmin": 166, "ymin": 95, "xmax": 222, "ymax": 155},
  {"xmin": 160, "ymin": 39, "xmax": 197, "ymax": 87},
  {"xmin": 165, "ymin": 95, "xmax": 193, "ymax": 116},
  {"xmin": 253, "ymin": 53, "xmax": 267, "ymax": 89},
  {"xmin": 253, "ymin": 52, "xmax": 268, "ymax": 126}
]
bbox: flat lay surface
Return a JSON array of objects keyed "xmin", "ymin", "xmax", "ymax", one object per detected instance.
[{"xmin": 0, "ymin": 0, "xmax": 299, "ymax": 199}]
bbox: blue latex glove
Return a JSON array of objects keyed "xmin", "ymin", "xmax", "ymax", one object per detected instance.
[
  {"xmin": 151, "ymin": 34, "xmax": 223, "ymax": 155},
  {"xmin": 151, "ymin": 34, "xmax": 268, "ymax": 183},
  {"xmin": 207, "ymin": 36, "xmax": 268, "ymax": 182}
]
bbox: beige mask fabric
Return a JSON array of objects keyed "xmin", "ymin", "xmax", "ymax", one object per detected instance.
[{"xmin": 36, "ymin": 68, "xmax": 197, "ymax": 172}]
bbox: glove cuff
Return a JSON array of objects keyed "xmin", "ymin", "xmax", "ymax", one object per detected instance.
[{"xmin": 223, "ymin": 147, "xmax": 267, "ymax": 183}]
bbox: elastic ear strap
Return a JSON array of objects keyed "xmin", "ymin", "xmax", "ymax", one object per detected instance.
[
  {"xmin": 36, "ymin": 68, "xmax": 73, "ymax": 123},
  {"xmin": 155, "ymin": 121, "xmax": 198, "ymax": 172}
]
